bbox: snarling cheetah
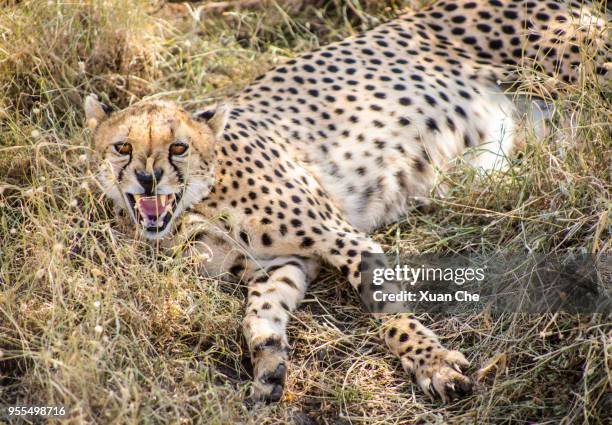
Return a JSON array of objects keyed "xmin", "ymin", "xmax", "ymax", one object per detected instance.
[{"xmin": 85, "ymin": 0, "xmax": 609, "ymax": 403}]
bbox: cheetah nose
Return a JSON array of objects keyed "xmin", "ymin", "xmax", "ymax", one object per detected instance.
[{"xmin": 135, "ymin": 168, "xmax": 164, "ymax": 195}]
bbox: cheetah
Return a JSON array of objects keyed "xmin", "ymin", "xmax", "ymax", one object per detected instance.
[{"xmin": 84, "ymin": 0, "xmax": 609, "ymax": 403}]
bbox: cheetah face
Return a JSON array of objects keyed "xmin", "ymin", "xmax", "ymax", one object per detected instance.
[{"xmin": 84, "ymin": 96, "xmax": 229, "ymax": 239}]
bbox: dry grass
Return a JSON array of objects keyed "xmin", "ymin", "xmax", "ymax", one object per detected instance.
[{"xmin": 0, "ymin": 1, "xmax": 610, "ymax": 424}]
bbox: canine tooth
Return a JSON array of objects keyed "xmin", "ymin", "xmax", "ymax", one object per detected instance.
[{"xmin": 159, "ymin": 194, "xmax": 167, "ymax": 205}]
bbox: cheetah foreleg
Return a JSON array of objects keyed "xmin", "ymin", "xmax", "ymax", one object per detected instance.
[
  {"xmin": 381, "ymin": 315, "xmax": 472, "ymax": 402},
  {"xmin": 242, "ymin": 258, "xmax": 318, "ymax": 403},
  {"xmin": 320, "ymin": 227, "xmax": 472, "ymax": 402}
]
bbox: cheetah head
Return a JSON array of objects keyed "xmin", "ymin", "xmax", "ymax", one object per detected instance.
[{"xmin": 85, "ymin": 95, "xmax": 229, "ymax": 239}]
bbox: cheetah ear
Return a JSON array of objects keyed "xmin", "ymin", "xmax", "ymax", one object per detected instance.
[
  {"xmin": 196, "ymin": 104, "xmax": 231, "ymax": 139},
  {"xmin": 84, "ymin": 94, "xmax": 110, "ymax": 130}
]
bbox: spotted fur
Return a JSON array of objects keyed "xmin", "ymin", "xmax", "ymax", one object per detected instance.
[{"xmin": 86, "ymin": 0, "xmax": 609, "ymax": 403}]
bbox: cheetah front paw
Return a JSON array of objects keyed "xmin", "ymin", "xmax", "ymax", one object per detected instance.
[
  {"xmin": 251, "ymin": 341, "xmax": 289, "ymax": 403},
  {"xmin": 401, "ymin": 348, "xmax": 472, "ymax": 402}
]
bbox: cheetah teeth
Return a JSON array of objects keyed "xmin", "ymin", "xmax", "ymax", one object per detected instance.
[{"xmin": 132, "ymin": 193, "xmax": 176, "ymax": 225}]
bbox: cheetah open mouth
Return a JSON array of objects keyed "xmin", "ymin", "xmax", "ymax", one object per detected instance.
[{"xmin": 126, "ymin": 193, "xmax": 181, "ymax": 233}]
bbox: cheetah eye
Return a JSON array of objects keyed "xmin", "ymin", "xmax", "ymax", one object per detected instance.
[
  {"xmin": 169, "ymin": 142, "xmax": 189, "ymax": 156},
  {"xmin": 112, "ymin": 141, "xmax": 132, "ymax": 156}
]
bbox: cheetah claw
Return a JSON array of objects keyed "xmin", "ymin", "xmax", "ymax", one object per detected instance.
[
  {"xmin": 404, "ymin": 348, "xmax": 472, "ymax": 402},
  {"xmin": 251, "ymin": 347, "xmax": 288, "ymax": 403}
]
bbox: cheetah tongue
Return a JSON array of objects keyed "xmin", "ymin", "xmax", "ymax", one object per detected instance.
[{"xmin": 134, "ymin": 194, "xmax": 174, "ymax": 220}]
